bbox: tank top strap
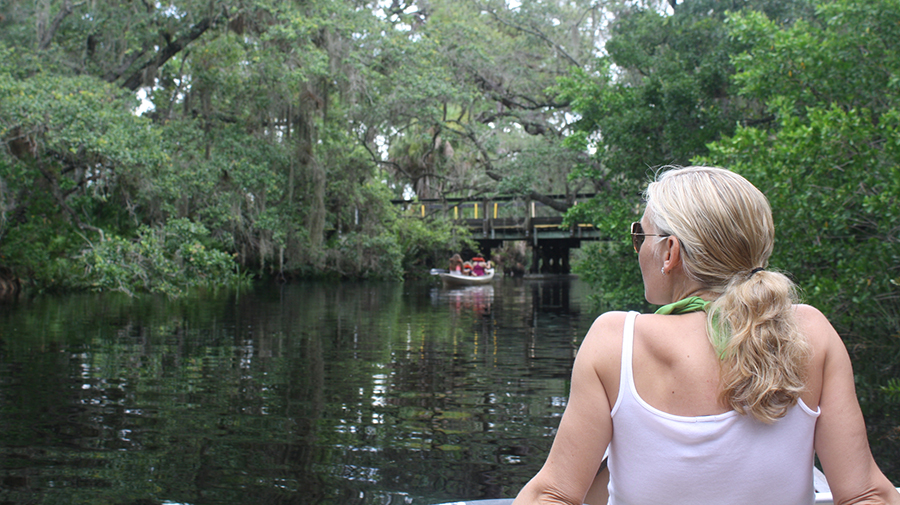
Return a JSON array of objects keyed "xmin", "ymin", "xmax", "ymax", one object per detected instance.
[{"xmin": 610, "ymin": 311, "xmax": 639, "ymax": 417}]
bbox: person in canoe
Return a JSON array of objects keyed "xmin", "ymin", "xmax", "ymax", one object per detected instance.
[
  {"xmin": 512, "ymin": 166, "xmax": 900, "ymax": 505},
  {"xmin": 471, "ymin": 256, "xmax": 486, "ymax": 276},
  {"xmin": 449, "ymin": 253, "xmax": 464, "ymax": 274}
]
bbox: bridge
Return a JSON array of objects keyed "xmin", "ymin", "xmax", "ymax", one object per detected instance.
[{"xmin": 394, "ymin": 195, "xmax": 604, "ymax": 274}]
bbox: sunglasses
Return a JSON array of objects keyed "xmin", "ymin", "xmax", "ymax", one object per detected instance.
[{"xmin": 630, "ymin": 222, "xmax": 670, "ymax": 253}]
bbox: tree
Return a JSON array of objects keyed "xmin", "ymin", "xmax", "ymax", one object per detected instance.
[
  {"xmin": 558, "ymin": 0, "xmax": 818, "ymax": 303},
  {"xmin": 1, "ymin": 0, "xmax": 697, "ymax": 291},
  {"xmin": 702, "ymin": 0, "xmax": 900, "ymax": 332},
  {"xmin": 0, "ymin": 0, "xmax": 494, "ymax": 289},
  {"xmin": 366, "ymin": 0, "xmax": 629, "ymax": 208}
]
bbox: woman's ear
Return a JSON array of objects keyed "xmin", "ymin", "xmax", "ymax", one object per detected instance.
[{"xmin": 662, "ymin": 236, "xmax": 682, "ymax": 273}]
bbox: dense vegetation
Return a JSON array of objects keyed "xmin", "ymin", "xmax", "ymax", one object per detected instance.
[
  {"xmin": 1, "ymin": 0, "xmax": 898, "ymax": 336},
  {"xmin": 1, "ymin": 0, "xmax": 614, "ymax": 294},
  {"xmin": 564, "ymin": 0, "xmax": 900, "ymax": 337}
]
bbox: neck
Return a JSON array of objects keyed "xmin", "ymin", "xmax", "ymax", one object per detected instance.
[
  {"xmin": 678, "ymin": 287, "xmax": 717, "ymax": 302},
  {"xmin": 666, "ymin": 281, "xmax": 716, "ymax": 304}
]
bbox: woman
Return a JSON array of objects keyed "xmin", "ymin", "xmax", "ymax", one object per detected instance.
[
  {"xmin": 449, "ymin": 253, "xmax": 464, "ymax": 274},
  {"xmin": 512, "ymin": 166, "xmax": 899, "ymax": 505},
  {"xmin": 471, "ymin": 256, "xmax": 486, "ymax": 276}
]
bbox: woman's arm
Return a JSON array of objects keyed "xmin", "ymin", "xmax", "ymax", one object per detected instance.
[
  {"xmin": 512, "ymin": 312, "xmax": 624, "ymax": 505},
  {"xmin": 803, "ymin": 305, "xmax": 900, "ymax": 505}
]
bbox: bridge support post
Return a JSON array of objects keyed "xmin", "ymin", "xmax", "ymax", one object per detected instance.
[{"xmin": 529, "ymin": 239, "xmax": 578, "ymax": 275}]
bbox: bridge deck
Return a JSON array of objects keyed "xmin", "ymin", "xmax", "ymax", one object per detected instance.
[
  {"xmin": 394, "ymin": 196, "xmax": 604, "ymax": 274},
  {"xmin": 462, "ymin": 218, "xmax": 602, "ymax": 242},
  {"xmin": 395, "ymin": 197, "xmax": 604, "ymax": 244}
]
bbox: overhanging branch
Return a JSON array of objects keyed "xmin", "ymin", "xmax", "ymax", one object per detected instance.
[
  {"xmin": 117, "ymin": 14, "xmax": 222, "ymax": 91},
  {"xmin": 38, "ymin": 0, "xmax": 87, "ymax": 50}
]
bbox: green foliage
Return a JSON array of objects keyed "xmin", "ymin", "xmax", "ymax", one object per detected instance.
[
  {"xmin": 321, "ymin": 180, "xmax": 477, "ymax": 279},
  {"xmin": 13, "ymin": 0, "xmax": 893, "ymax": 299},
  {"xmin": 728, "ymin": 1, "xmax": 900, "ymax": 116},
  {"xmin": 392, "ymin": 215, "xmax": 478, "ymax": 277},
  {"xmin": 0, "ymin": 194, "xmax": 84, "ymax": 286},
  {"xmin": 0, "ymin": 62, "xmax": 171, "ymax": 292},
  {"xmin": 555, "ymin": 2, "xmax": 773, "ymax": 307},
  {"xmin": 325, "ymin": 215, "xmax": 465, "ymax": 281},
  {"xmin": 2, "ymin": 0, "xmax": 622, "ymax": 291},
  {"xmin": 0, "ymin": 72, "xmax": 163, "ymax": 169},
  {"xmin": 148, "ymin": 118, "xmax": 293, "ymax": 256},
  {"xmin": 559, "ymin": 0, "xmax": 900, "ymax": 321},
  {"xmin": 326, "ymin": 230, "xmax": 405, "ymax": 280},
  {"xmin": 558, "ymin": 5, "xmax": 748, "ymax": 185},
  {"xmin": 572, "ymin": 241, "xmax": 649, "ymax": 313},
  {"xmin": 701, "ymin": 0, "xmax": 900, "ymax": 332},
  {"xmin": 704, "ymin": 106, "xmax": 900, "ymax": 330},
  {"xmin": 323, "ymin": 180, "xmax": 404, "ymax": 280},
  {"xmin": 563, "ymin": 176, "xmax": 645, "ymax": 238},
  {"xmin": 882, "ymin": 378, "xmax": 900, "ymax": 403},
  {"xmin": 69, "ymin": 218, "xmax": 245, "ymax": 297}
]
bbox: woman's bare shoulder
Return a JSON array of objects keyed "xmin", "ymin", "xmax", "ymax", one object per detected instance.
[
  {"xmin": 578, "ymin": 311, "xmax": 630, "ymax": 361},
  {"xmin": 792, "ymin": 304, "xmax": 848, "ymax": 388},
  {"xmin": 578, "ymin": 311, "xmax": 629, "ymax": 404},
  {"xmin": 592, "ymin": 310, "xmax": 631, "ymax": 324},
  {"xmin": 585, "ymin": 311, "xmax": 630, "ymax": 343},
  {"xmin": 793, "ymin": 304, "xmax": 841, "ymax": 345},
  {"xmin": 793, "ymin": 303, "xmax": 829, "ymax": 322}
]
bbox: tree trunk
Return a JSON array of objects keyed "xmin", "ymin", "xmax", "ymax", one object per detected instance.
[{"xmin": 297, "ymin": 84, "xmax": 325, "ymax": 268}]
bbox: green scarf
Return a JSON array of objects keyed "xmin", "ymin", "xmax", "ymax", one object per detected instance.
[
  {"xmin": 654, "ymin": 296, "xmax": 710, "ymax": 315},
  {"xmin": 654, "ymin": 296, "xmax": 730, "ymax": 358}
]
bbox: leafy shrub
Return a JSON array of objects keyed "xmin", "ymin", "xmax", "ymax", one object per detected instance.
[
  {"xmin": 572, "ymin": 241, "xmax": 650, "ymax": 313},
  {"xmin": 71, "ymin": 218, "xmax": 245, "ymax": 296}
]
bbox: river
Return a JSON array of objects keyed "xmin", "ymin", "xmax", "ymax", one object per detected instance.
[{"xmin": 0, "ymin": 278, "xmax": 897, "ymax": 504}]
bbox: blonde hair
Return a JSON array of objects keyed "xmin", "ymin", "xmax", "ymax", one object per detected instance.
[{"xmin": 645, "ymin": 166, "xmax": 810, "ymax": 423}]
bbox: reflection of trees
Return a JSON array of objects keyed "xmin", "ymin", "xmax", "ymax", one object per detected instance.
[
  {"xmin": 1, "ymin": 280, "xmax": 595, "ymax": 504},
  {"xmin": 4, "ymin": 278, "xmax": 899, "ymax": 505},
  {"xmin": 0, "ymin": 277, "xmax": 895, "ymax": 505},
  {"xmin": 357, "ymin": 280, "xmax": 585, "ymax": 502},
  {"xmin": 0, "ymin": 289, "xmax": 337, "ymax": 503}
]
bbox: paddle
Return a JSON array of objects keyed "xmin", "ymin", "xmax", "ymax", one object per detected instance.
[{"xmin": 430, "ymin": 268, "xmax": 448, "ymax": 275}]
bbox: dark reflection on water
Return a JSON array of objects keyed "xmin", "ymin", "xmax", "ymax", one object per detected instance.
[
  {"xmin": 0, "ymin": 278, "xmax": 897, "ymax": 505},
  {"xmin": 0, "ymin": 278, "xmax": 592, "ymax": 505}
]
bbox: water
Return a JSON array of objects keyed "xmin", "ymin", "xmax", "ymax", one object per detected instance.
[
  {"xmin": 0, "ymin": 278, "xmax": 592, "ymax": 504},
  {"xmin": 0, "ymin": 278, "xmax": 897, "ymax": 505}
]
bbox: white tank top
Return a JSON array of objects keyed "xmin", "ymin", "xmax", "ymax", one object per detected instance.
[{"xmin": 607, "ymin": 311, "xmax": 820, "ymax": 505}]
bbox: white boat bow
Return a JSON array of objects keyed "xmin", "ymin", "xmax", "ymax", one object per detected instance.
[{"xmin": 431, "ymin": 468, "xmax": 900, "ymax": 505}]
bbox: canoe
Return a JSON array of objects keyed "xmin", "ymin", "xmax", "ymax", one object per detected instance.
[
  {"xmin": 439, "ymin": 269, "xmax": 495, "ymax": 288},
  {"xmin": 430, "ymin": 468, "xmax": 900, "ymax": 505},
  {"xmin": 432, "ymin": 497, "xmax": 840, "ymax": 505},
  {"xmin": 431, "ymin": 492, "xmax": 891, "ymax": 505}
]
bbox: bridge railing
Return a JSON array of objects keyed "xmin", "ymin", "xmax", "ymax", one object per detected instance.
[
  {"xmin": 394, "ymin": 195, "xmax": 588, "ymax": 219},
  {"xmin": 392, "ymin": 195, "xmax": 600, "ymax": 241}
]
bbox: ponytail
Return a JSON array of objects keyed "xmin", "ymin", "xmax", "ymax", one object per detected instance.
[{"xmin": 707, "ymin": 270, "xmax": 810, "ymax": 423}]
